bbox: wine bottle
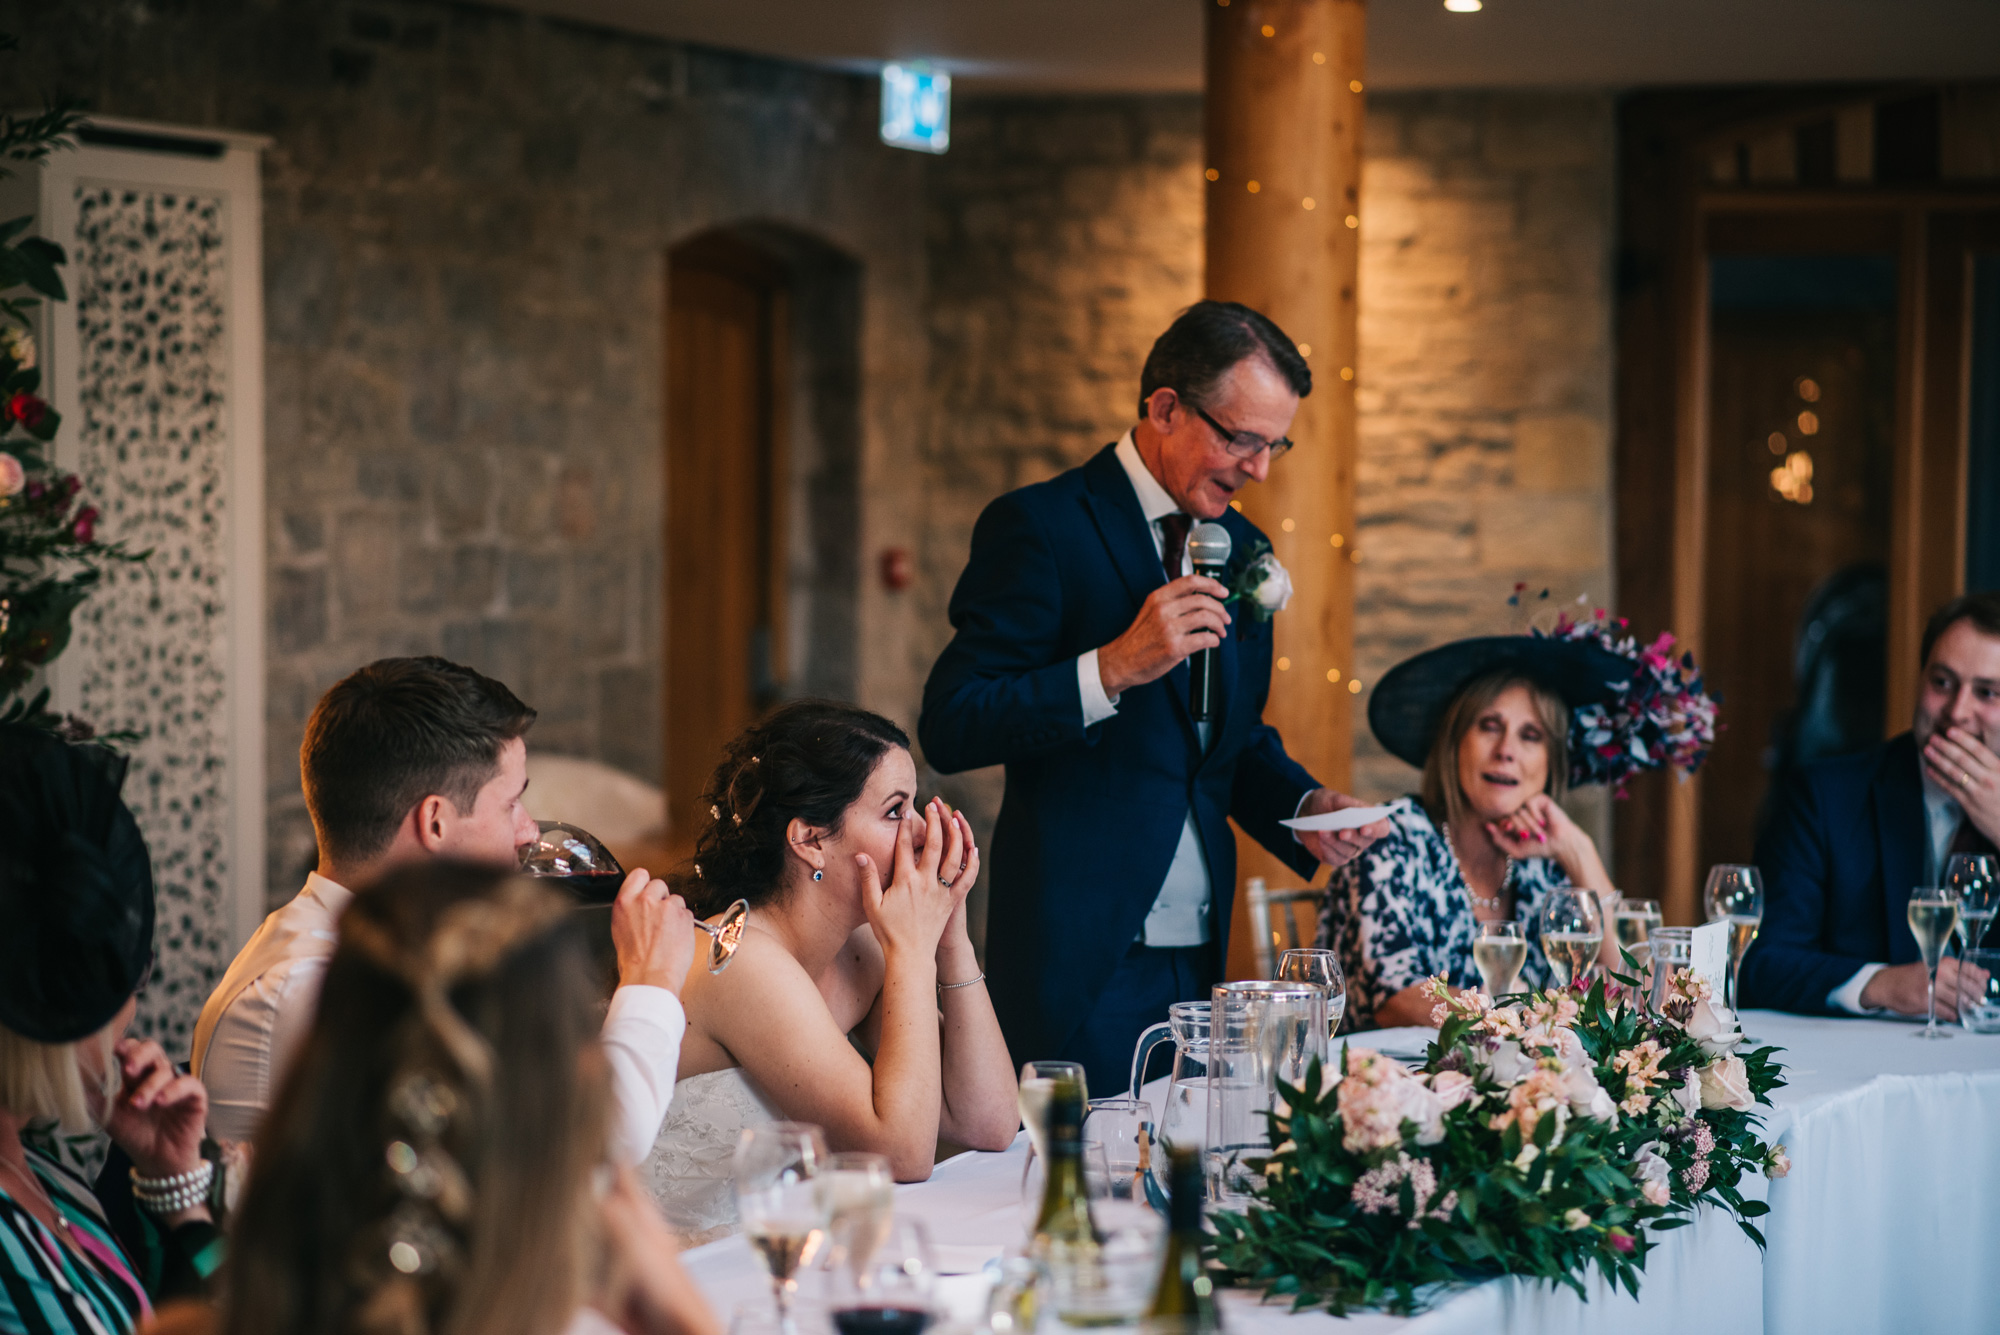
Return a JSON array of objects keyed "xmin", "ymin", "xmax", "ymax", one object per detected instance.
[
  {"xmin": 1142, "ymin": 1145, "xmax": 1220, "ymax": 1333},
  {"xmin": 1030, "ymin": 1075, "xmax": 1098, "ymax": 1256}
]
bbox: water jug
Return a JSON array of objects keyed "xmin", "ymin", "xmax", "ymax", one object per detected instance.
[
  {"xmin": 1127, "ymin": 1001, "xmax": 1211, "ymax": 1169},
  {"xmin": 1204, "ymin": 980, "xmax": 1327, "ymax": 1210}
]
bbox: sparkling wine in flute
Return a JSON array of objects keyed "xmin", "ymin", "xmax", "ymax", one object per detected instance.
[
  {"xmin": 1473, "ymin": 936, "xmax": 1528, "ymax": 995},
  {"xmin": 1543, "ymin": 932, "xmax": 1601, "ymax": 988},
  {"xmin": 1018, "ymin": 1079, "xmax": 1055, "ymax": 1161},
  {"xmin": 748, "ymin": 1223, "xmax": 823, "ymax": 1287},
  {"xmin": 1614, "ymin": 908, "xmax": 1661, "ymax": 952},
  {"xmin": 826, "ymin": 1189, "xmax": 894, "ymax": 1274},
  {"xmin": 1909, "ymin": 899, "xmax": 1960, "ymax": 969},
  {"xmin": 1726, "ymin": 915, "xmax": 1761, "ymax": 969}
]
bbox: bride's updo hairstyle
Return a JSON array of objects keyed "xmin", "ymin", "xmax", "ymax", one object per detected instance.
[{"xmin": 675, "ymin": 699, "xmax": 910, "ymax": 916}]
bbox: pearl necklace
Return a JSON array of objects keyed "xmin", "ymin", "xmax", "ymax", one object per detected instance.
[{"xmin": 1443, "ymin": 823, "xmax": 1515, "ymax": 913}]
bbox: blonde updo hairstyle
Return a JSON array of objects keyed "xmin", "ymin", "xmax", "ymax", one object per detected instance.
[{"xmin": 1418, "ymin": 671, "xmax": 1571, "ymax": 837}]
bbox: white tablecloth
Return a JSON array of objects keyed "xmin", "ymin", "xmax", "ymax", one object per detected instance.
[{"xmin": 680, "ymin": 1011, "xmax": 2000, "ymax": 1334}]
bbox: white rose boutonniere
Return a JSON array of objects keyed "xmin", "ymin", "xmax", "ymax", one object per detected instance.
[{"xmin": 1224, "ymin": 539, "xmax": 1294, "ymax": 622}]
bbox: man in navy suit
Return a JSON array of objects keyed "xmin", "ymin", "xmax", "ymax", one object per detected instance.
[
  {"xmin": 920, "ymin": 302, "xmax": 1389, "ymax": 1092},
  {"xmin": 1743, "ymin": 592, "xmax": 2000, "ymax": 1017}
]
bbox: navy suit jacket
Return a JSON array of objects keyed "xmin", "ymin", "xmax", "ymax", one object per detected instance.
[
  {"xmin": 919, "ymin": 444, "xmax": 1321, "ymax": 1063},
  {"xmin": 1739, "ymin": 732, "xmax": 1929, "ymax": 1015}
]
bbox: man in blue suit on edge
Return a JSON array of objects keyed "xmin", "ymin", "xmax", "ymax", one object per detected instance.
[
  {"xmin": 919, "ymin": 301, "xmax": 1391, "ymax": 1094},
  {"xmin": 1743, "ymin": 591, "xmax": 2000, "ymax": 1018}
]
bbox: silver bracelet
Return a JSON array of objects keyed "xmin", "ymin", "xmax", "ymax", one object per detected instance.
[
  {"xmin": 131, "ymin": 1159, "xmax": 214, "ymax": 1215},
  {"xmin": 938, "ymin": 971, "xmax": 986, "ymax": 991}
]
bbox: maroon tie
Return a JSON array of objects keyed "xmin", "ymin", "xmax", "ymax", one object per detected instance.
[
  {"xmin": 1157, "ymin": 513, "xmax": 1192, "ymax": 582},
  {"xmin": 1952, "ymin": 818, "xmax": 1997, "ymax": 858}
]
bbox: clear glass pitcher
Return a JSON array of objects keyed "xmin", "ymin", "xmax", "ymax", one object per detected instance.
[
  {"xmin": 1127, "ymin": 1000, "xmax": 1211, "ymax": 1172},
  {"xmin": 1205, "ymin": 980, "xmax": 1327, "ymax": 1210}
]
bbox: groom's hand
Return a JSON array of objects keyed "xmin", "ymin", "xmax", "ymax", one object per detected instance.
[
  {"xmin": 1295, "ymin": 788, "xmax": 1390, "ymax": 868},
  {"xmin": 1097, "ymin": 574, "xmax": 1232, "ymax": 697}
]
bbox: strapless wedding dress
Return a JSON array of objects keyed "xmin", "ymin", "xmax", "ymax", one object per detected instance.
[{"xmin": 641, "ymin": 1066, "xmax": 784, "ymax": 1246}]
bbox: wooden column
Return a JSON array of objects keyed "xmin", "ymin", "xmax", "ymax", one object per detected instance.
[{"xmin": 1205, "ymin": 0, "xmax": 1366, "ymax": 979}]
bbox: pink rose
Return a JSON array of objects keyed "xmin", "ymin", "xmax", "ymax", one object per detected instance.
[
  {"xmin": 1698, "ymin": 1055, "xmax": 1754, "ymax": 1111},
  {"xmin": 1428, "ymin": 1069, "xmax": 1477, "ymax": 1111},
  {"xmin": 0, "ymin": 451, "xmax": 22, "ymax": 496},
  {"xmin": 1641, "ymin": 1177, "xmax": 1671, "ymax": 1206},
  {"xmin": 1764, "ymin": 1144, "xmax": 1791, "ymax": 1179}
]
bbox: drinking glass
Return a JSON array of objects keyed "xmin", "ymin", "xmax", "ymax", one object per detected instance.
[
  {"xmin": 519, "ymin": 820, "xmax": 749, "ymax": 973},
  {"xmin": 1021, "ymin": 1140, "xmax": 1112, "ymax": 1234},
  {"xmin": 1703, "ymin": 865, "xmax": 1765, "ymax": 1014},
  {"xmin": 1472, "ymin": 921, "xmax": 1528, "ymax": 997},
  {"xmin": 1908, "ymin": 889, "xmax": 1961, "ymax": 1040},
  {"xmin": 1276, "ymin": 947, "xmax": 1348, "ymax": 1035},
  {"xmin": 1946, "ymin": 854, "xmax": 2000, "ymax": 954},
  {"xmin": 1040, "ymin": 1145, "xmax": 1162, "ymax": 1329},
  {"xmin": 1018, "ymin": 1061, "xmax": 1087, "ymax": 1204},
  {"xmin": 1647, "ymin": 927, "xmax": 1694, "ymax": 1014},
  {"xmin": 1957, "ymin": 948, "xmax": 2000, "ymax": 1034},
  {"xmin": 1206, "ymin": 981, "xmax": 1326, "ymax": 1210},
  {"xmin": 734, "ymin": 1122, "xmax": 830, "ymax": 1330},
  {"xmin": 1537, "ymin": 888, "xmax": 1604, "ymax": 991},
  {"xmin": 1612, "ymin": 896, "xmax": 1662, "ymax": 967},
  {"xmin": 828, "ymin": 1216, "xmax": 935, "ymax": 1335},
  {"xmin": 820, "ymin": 1152, "xmax": 895, "ymax": 1277}
]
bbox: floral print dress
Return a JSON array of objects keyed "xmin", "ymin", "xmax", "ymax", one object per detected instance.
[{"xmin": 1315, "ymin": 795, "xmax": 1569, "ymax": 1030}]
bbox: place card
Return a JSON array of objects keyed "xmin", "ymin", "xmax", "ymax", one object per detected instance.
[
  {"xmin": 1281, "ymin": 804, "xmax": 1396, "ymax": 832},
  {"xmin": 1689, "ymin": 920, "xmax": 1731, "ymax": 1000}
]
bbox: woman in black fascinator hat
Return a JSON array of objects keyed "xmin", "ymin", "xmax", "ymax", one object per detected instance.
[
  {"xmin": 0, "ymin": 725, "xmax": 224, "ymax": 1334},
  {"xmin": 1316, "ymin": 608, "xmax": 1716, "ymax": 1030}
]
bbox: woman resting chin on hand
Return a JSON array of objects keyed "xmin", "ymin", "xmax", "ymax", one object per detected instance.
[{"xmin": 641, "ymin": 702, "xmax": 1019, "ymax": 1245}]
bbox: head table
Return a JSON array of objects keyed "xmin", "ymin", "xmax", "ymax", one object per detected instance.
[{"xmin": 679, "ymin": 1011, "xmax": 2000, "ymax": 1335}]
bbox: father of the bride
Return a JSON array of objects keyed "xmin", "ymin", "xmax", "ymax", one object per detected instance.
[{"xmin": 920, "ymin": 300, "xmax": 1389, "ymax": 1092}]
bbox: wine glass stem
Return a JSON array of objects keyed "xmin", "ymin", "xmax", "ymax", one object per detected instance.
[{"xmin": 1926, "ymin": 966, "xmax": 1939, "ymax": 1036}]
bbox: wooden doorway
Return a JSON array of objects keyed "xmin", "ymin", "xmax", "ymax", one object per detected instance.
[
  {"xmin": 1615, "ymin": 86, "xmax": 2000, "ymax": 923},
  {"xmin": 665, "ymin": 233, "xmax": 790, "ymax": 856}
]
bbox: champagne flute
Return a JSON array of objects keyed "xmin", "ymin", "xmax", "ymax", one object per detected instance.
[
  {"xmin": 1703, "ymin": 865, "xmax": 1764, "ymax": 1016},
  {"xmin": 829, "ymin": 1216, "xmax": 936, "ymax": 1335},
  {"xmin": 1908, "ymin": 889, "xmax": 1961, "ymax": 1040},
  {"xmin": 1473, "ymin": 920, "xmax": 1528, "ymax": 997},
  {"xmin": 1537, "ymin": 888, "xmax": 1603, "ymax": 991},
  {"xmin": 1946, "ymin": 854, "xmax": 2000, "ymax": 954},
  {"xmin": 820, "ymin": 1151, "xmax": 895, "ymax": 1277},
  {"xmin": 734, "ymin": 1122, "xmax": 830, "ymax": 1331},
  {"xmin": 1275, "ymin": 947, "xmax": 1347, "ymax": 1036}
]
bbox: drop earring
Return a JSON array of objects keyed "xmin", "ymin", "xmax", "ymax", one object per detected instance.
[{"xmin": 812, "ymin": 869, "xmax": 823, "ymax": 882}]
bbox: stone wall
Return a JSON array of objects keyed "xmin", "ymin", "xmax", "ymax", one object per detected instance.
[
  {"xmin": 8, "ymin": 0, "xmax": 934, "ymax": 904},
  {"xmin": 1351, "ymin": 91, "xmax": 1618, "ymax": 843}
]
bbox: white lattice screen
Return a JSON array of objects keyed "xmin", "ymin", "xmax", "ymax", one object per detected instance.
[{"xmin": 2, "ymin": 119, "xmax": 268, "ymax": 1057}]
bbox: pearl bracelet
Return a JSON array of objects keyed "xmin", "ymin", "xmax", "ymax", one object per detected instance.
[{"xmin": 131, "ymin": 1159, "xmax": 214, "ymax": 1215}]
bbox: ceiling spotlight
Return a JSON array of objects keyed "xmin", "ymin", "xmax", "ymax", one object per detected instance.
[{"xmin": 1444, "ymin": 0, "xmax": 1482, "ymax": 10}]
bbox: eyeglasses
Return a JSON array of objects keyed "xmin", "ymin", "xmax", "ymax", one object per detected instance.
[{"xmin": 1189, "ymin": 402, "xmax": 1294, "ymax": 461}]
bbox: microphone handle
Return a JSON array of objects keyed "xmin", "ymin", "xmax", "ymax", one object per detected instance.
[{"xmin": 1189, "ymin": 561, "xmax": 1227, "ymax": 722}]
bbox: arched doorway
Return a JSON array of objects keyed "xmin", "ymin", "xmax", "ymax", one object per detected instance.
[{"xmin": 663, "ymin": 226, "xmax": 861, "ymax": 856}]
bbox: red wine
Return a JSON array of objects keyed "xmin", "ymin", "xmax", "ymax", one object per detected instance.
[
  {"xmin": 833, "ymin": 1308, "xmax": 931, "ymax": 1335},
  {"xmin": 552, "ymin": 871, "xmax": 625, "ymax": 905}
]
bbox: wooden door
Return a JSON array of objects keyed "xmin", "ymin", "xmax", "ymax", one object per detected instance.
[
  {"xmin": 1698, "ymin": 247, "xmax": 1898, "ymax": 869},
  {"xmin": 665, "ymin": 236, "xmax": 787, "ymax": 855}
]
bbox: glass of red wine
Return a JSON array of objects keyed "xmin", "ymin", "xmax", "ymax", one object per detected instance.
[
  {"xmin": 518, "ymin": 820, "xmax": 749, "ymax": 973},
  {"xmin": 827, "ymin": 1215, "xmax": 934, "ymax": 1335}
]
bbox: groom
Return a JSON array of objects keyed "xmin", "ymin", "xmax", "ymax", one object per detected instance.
[{"xmin": 920, "ymin": 300, "xmax": 1388, "ymax": 1092}]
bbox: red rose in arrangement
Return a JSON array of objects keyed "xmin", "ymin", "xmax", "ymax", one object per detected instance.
[
  {"xmin": 70, "ymin": 504, "xmax": 99, "ymax": 544},
  {"xmin": 6, "ymin": 392, "xmax": 47, "ymax": 429}
]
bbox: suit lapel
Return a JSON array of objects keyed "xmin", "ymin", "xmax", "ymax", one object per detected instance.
[
  {"xmin": 1873, "ymin": 734, "xmax": 1927, "ymax": 961},
  {"xmin": 1080, "ymin": 446, "xmax": 1200, "ymax": 744}
]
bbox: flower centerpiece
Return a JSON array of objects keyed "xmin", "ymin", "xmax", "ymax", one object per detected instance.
[
  {"xmin": 0, "ymin": 81, "xmax": 147, "ymax": 736},
  {"xmin": 1207, "ymin": 964, "xmax": 1787, "ymax": 1315}
]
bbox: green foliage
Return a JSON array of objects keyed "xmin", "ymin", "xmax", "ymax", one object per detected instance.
[{"xmin": 1206, "ymin": 971, "xmax": 1788, "ymax": 1316}]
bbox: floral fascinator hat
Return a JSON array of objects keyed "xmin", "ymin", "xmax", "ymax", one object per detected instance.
[{"xmin": 1369, "ymin": 588, "xmax": 1719, "ymax": 794}]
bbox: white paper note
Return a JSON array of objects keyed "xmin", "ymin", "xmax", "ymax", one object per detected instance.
[
  {"xmin": 1690, "ymin": 920, "xmax": 1731, "ymax": 1000},
  {"xmin": 1280, "ymin": 804, "xmax": 1396, "ymax": 833}
]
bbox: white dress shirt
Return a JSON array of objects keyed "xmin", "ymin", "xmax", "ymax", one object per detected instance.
[
  {"xmin": 1825, "ymin": 774, "xmax": 1966, "ymax": 1015},
  {"xmin": 191, "ymin": 871, "xmax": 685, "ymax": 1163}
]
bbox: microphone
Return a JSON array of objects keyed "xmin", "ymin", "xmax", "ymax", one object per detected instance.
[{"xmin": 1186, "ymin": 522, "xmax": 1232, "ymax": 722}]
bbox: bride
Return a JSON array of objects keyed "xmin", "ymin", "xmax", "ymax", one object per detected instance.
[{"xmin": 643, "ymin": 700, "xmax": 1019, "ymax": 1243}]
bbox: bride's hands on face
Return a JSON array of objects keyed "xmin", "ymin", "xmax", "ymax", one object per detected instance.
[{"xmin": 857, "ymin": 797, "xmax": 961, "ymax": 965}]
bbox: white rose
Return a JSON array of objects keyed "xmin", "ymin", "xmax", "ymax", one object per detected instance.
[
  {"xmin": 1630, "ymin": 1141, "xmax": 1671, "ymax": 1186},
  {"xmin": 1428, "ymin": 1069, "xmax": 1477, "ymax": 1111},
  {"xmin": 1683, "ymin": 995, "xmax": 1741, "ymax": 1056},
  {"xmin": 1478, "ymin": 1039, "xmax": 1537, "ymax": 1087},
  {"xmin": 1561, "ymin": 1066, "xmax": 1616, "ymax": 1122},
  {"xmin": 1671, "ymin": 1069, "xmax": 1702, "ymax": 1117},
  {"xmin": 1393, "ymin": 1075, "xmax": 1449, "ymax": 1145},
  {"xmin": 1697, "ymin": 1055, "xmax": 1754, "ymax": 1111},
  {"xmin": 1249, "ymin": 555, "xmax": 1293, "ymax": 612}
]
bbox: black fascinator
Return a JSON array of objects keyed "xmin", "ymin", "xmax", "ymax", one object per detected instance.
[{"xmin": 0, "ymin": 725, "xmax": 155, "ymax": 1043}]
